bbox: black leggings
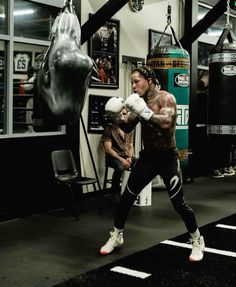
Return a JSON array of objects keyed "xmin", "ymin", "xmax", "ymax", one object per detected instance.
[{"xmin": 114, "ymin": 149, "xmax": 198, "ymax": 234}]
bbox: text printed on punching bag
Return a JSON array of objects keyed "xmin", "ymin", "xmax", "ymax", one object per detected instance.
[{"xmin": 176, "ymin": 105, "xmax": 189, "ymax": 129}]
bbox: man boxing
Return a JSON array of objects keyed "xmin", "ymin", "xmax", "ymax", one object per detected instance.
[{"xmin": 100, "ymin": 65, "xmax": 205, "ymax": 262}]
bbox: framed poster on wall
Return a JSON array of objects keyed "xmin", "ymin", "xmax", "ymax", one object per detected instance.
[
  {"xmin": 88, "ymin": 15, "xmax": 119, "ymax": 89},
  {"xmin": 148, "ymin": 29, "xmax": 172, "ymax": 54},
  {"xmin": 88, "ymin": 94, "xmax": 112, "ymax": 134}
]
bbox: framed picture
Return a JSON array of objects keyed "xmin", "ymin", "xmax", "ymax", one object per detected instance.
[
  {"xmin": 88, "ymin": 15, "xmax": 119, "ymax": 89},
  {"xmin": 148, "ymin": 29, "xmax": 172, "ymax": 53},
  {"xmin": 87, "ymin": 94, "xmax": 112, "ymax": 134}
]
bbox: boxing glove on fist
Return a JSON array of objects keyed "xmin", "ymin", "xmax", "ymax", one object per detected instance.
[
  {"xmin": 105, "ymin": 97, "xmax": 124, "ymax": 118},
  {"xmin": 124, "ymin": 93, "xmax": 154, "ymax": 121}
]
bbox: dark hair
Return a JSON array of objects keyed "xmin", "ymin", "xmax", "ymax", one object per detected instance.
[{"xmin": 131, "ymin": 65, "xmax": 159, "ymax": 86}]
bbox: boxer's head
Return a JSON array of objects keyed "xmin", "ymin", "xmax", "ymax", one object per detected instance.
[{"xmin": 131, "ymin": 65, "xmax": 160, "ymax": 97}]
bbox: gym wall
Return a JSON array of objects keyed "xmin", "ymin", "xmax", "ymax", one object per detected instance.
[{"xmin": 79, "ymin": 0, "xmax": 180, "ymax": 189}]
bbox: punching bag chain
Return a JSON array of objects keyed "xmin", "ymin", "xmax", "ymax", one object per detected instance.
[
  {"xmin": 163, "ymin": 1, "xmax": 172, "ymax": 32},
  {"xmin": 167, "ymin": 1, "xmax": 171, "ymax": 25},
  {"xmin": 157, "ymin": 0, "xmax": 183, "ymax": 51},
  {"xmin": 214, "ymin": 0, "xmax": 236, "ymax": 46},
  {"xmin": 226, "ymin": 0, "xmax": 236, "ymax": 42},
  {"xmin": 226, "ymin": 0, "xmax": 232, "ymax": 29},
  {"xmin": 64, "ymin": 0, "xmax": 72, "ymax": 5}
]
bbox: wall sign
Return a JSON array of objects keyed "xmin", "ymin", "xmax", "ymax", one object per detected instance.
[{"xmin": 14, "ymin": 51, "xmax": 32, "ymax": 74}]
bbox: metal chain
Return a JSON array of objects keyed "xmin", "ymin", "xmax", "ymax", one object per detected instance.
[
  {"xmin": 167, "ymin": 0, "xmax": 171, "ymax": 25},
  {"xmin": 226, "ymin": 0, "xmax": 236, "ymax": 42},
  {"xmin": 226, "ymin": 0, "xmax": 231, "ymax": 29}
]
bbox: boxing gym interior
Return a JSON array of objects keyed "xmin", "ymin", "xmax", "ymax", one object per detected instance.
[{"xmin": 0, "ymin": 1, "xmax": 236, "ymax": 287}]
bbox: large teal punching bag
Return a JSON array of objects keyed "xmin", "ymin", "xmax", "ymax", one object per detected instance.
[
  {"xmin": 207, "ymin": 27, "xmax": 236, "ymax": 139},
  {"xmin": 147, "ymin": 44, "xmax": 190, "ymax": 170}
]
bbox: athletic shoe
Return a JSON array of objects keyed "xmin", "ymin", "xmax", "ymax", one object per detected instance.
[
  {"xmin": 100, "ymin": 230, "xmax": 124, "ymax": 255},
  {"xmin": 189, "ymin": 236, "xmax": 205, "ymax": 262},
  {"xmin": 211, "ymin": 169, "xmax": 224, "ymax": 178},
  {"xmin": 223, "ymin": 166, "xmax": 235, "ymax": 176}
]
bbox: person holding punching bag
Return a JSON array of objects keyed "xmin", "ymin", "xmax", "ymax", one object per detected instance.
[{"xmin": 99, "ymin": 66, "xmax": 205, "ymax": 262}]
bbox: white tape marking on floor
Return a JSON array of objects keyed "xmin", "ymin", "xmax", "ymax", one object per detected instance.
[
  {"xmin": 216, "ymin": 224, "xmax": 236, "ymax": 230},
  {"xmin": 161, "ymin": 240, "xmax": 236, "ymax": 258},
  {"xmin": 110, "ymin": 266, "xmax": 151, "ymax": 279}
]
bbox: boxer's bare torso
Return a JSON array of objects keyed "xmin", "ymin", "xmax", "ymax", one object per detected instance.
[{"xmin": 127, "ymin": 89, "xmax": 177, "ymax": 151}]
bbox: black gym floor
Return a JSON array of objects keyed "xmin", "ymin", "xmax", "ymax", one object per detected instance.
[{"xmin": 1, "ymin": 175, "xmax": 236, "ymax": 287}]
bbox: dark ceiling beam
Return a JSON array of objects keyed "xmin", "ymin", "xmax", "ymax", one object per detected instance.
[
  {"xmin": 180, "ymin": 0, "xmax": 227, "ymax": 48},
  {"xmin": 81, "ymin": 0, "xmax": 129, "ymax": 45}
]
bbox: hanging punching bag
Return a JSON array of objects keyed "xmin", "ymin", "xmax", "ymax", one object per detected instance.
[
  {"xmin": 34, "ymin": 0, "xmax": 93, "ymax": 127},
  {"xmin": 207, "ymin": 27, "xmax": 236, "ymax": 139},
  {"xmin": 147, "ymin": 45, "xmax": 190, "ymax": 169}
]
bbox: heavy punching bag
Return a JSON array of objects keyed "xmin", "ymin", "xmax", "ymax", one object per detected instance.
[
  {"xmin": 34, "ymin": 0, "xmax": 93, "ymax": 127},
  {"xmin": 207, "ymin": 26, "xmax": 236, "ymax": 139},
  {"xmin": 147, "ymin": 36, "xmax": 190, "ymax": 170}
]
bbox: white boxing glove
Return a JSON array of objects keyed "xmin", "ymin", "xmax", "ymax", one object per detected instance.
[
  {"xmin": 105, "ymin": 97, "xmax": 124, "ymax": 118},
  {"xmin": 124, "ymin": 93, "xmax": 154, "ymax": 121}
]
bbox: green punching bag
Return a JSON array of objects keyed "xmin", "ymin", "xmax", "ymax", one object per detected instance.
[{"xmin": 147, "ymin": 45, "xmax": 190, "ymax": 169}]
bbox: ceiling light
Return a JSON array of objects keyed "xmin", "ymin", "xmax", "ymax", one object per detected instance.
[{"xmin": 0, "ymin": 9, "xmax": 35, "ymax": 18}]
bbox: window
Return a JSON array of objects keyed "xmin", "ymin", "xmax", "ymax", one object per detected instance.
[
  {"xmin": 197, "ymin": 1, "xmax": 236, "ymax": 80},
  {"xmin": 0, "ymin": 0, "xmax": 65, "ymax": 136},
  {"xmin": 198, "ymin": 42, "xmax": 214, "ymax": 68},
  {"xmin": 14, "ymin": 0, "xmax": 59, "ymax": 40},
  {"xmin": 12, "ymin": 43, "xmax": 57, "ymax": 133},
  {"xmin": 0, "ymin": 0, "xmax": 7, "ymax": 34},
  {"xmin": 198, "ymin": 2, "xmax": 236, "ymax": 37}
]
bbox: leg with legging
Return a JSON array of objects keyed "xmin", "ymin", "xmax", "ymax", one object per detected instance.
[
  {"xmin": 114, "ymin": 156, "xmax": 158, "ymax": 229},
  {"xmin": 162, "ymin": 157, "xmax": 205, "ymax": 261},
  {"xmin": 100, "ymin": 155, "xmax": 158, "ymax": 255}
]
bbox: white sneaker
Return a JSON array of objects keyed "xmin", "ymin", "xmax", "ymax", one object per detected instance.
[
  {"xmin": 223, "ymin": 166, "xmax": 235, "ymax": 176},
  {"xmin": 100, "ymin": 230, "xmax": 124, "ymax": 255},
  {"xmin": 211, "ymin": 169, "xmax": 224, "ymax": 178},
  {"xmin": 189, "ymin": 236, "xmax": 205, "ymax": 262}
]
